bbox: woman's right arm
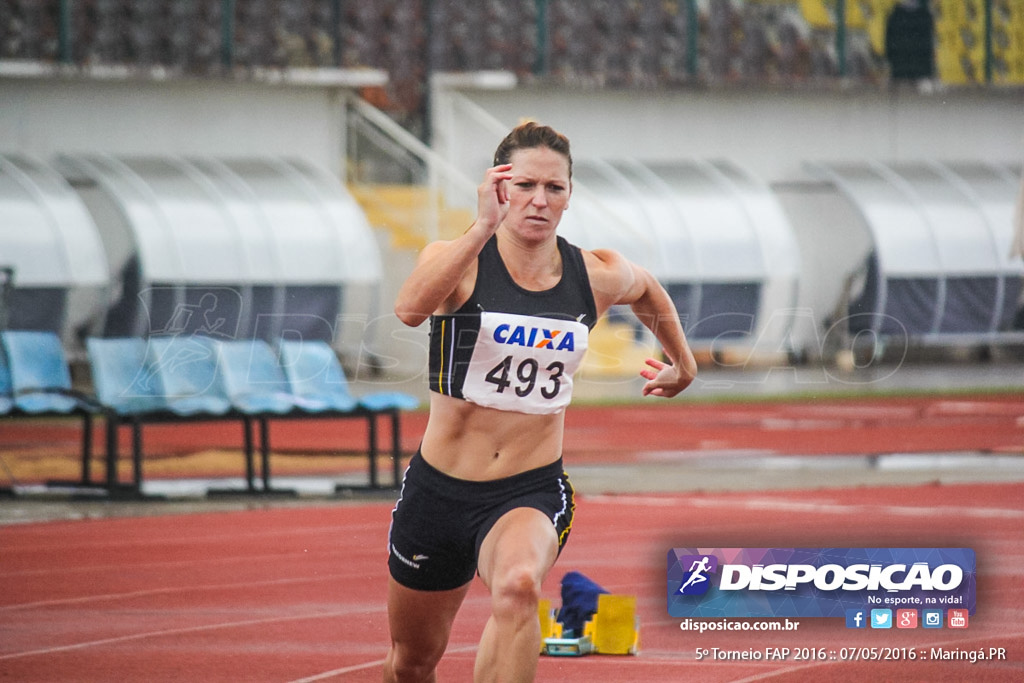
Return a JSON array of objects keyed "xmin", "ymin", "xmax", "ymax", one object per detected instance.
[{"xmin": 394, "ymin": 164, "xmax": 513, "ymax": 327}]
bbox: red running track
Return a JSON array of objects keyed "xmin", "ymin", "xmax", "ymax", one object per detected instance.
[
  {"xmin": 2, "ymin": 395, "xmax": 1021, "ymax": 479},
  {"xmin": 1, "ymin": 482, "xmax": 1022, "ymax": 682}
]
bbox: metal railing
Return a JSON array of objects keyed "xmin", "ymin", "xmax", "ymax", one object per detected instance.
[{"xmin": 346, "ymin": 94, "xmax": 477, "ymax": 244}]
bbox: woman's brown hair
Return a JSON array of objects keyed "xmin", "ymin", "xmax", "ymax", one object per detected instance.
[{"xmin": 492, "ymin": 121, "xmax": 572, "ymax": 178}]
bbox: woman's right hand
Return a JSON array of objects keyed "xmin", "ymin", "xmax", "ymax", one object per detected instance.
[
  {"xmin": 475, "ymin": 163, "xmax": 514, "ymax": 235},
  {"xmin": 394, "ymin": 164, "xmax": 514, "ymax": 326}
]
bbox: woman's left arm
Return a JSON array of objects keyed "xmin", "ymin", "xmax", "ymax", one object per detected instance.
[{"xmin": 588, "ymin": 249, "xmax": 698, "ymax": 398}]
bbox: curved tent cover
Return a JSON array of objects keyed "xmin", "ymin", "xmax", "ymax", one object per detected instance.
[
  {"xmin": 809, "ymin": 161, "xmax": 1023, "ymax": 342},
  {"xmin": 559, "ymin": 158, "xmax": 800, "ymax": 350},
  {"xmin": 55, "ymin": 154, "xmax": 382, "ymax": 345},
  {"xmin": 0, "ymin": 154, "xmax": 108, "ymax": 340}
]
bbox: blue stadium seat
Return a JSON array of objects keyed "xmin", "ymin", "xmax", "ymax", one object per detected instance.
[
  {"xmin": 358, "ymin": 388, "xmax": 420, "ymax": 413},
  {"xmin": 0, "ymin": 330, "xmax": 99, "ymax": 490},
  {"xmin": 278, "ymin": 338, "xmax": 418, "ymax": 414},
  {"xmin": 1, "ymin": 330, "xmax": 88, "ymax": 414},
  {"xmin": 211, "ymin": 338, "xmax": 306, "ymax": 493},
  {"xmin": 0, "ymin": 346, "xmax": 13, "ymax": 415},
  {"xmin": 87, "ymin": 337, "xmax": 171, "ymax": 494},
  {"xmin": 208, "ymin": 337, "xmax": 313, "ymax": 494},
  {"xmin": 278, "ymin": 338, "xmax": 417, "ymax": 488},
  {"xmin": 146, "ymin": 335, "xmax": 232, "ymax": 416},
  {"xmin": 215, "ymin": 339, "xmax": 297, "ymax": 415},
  {"xmin": 0, "ymin": 345, "xmax": 10, "ymax": 494},
  {"xmin": 87, "ymin": 337, "xmax": 167, "ymax": 417},
  {"xmin": 277, "ymin": 338, "xmax": 360, "ymax": 413},
  {"xmin": 256, "ymin": 337, "xmax": 407, "ymax": 489}
]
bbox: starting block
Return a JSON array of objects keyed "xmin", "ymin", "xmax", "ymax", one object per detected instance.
[
  {"xmin": 542, "ymin": 635, "xmax": 594, "ymax": 656},
  {"xmin": 538, "ymin": 599, "xmax": 561, "ymax": 653},
  {"xmin": 584, "ymin": 594, "xmax": 640, "ymax": 655},
  {"xmin": 539, "ymin": 594, "xmax": 639, "ymax": 656}
]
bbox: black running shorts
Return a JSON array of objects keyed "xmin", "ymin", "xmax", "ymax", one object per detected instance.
[{"xmin": 387, "ymin": 451, "xmax": 575, "ymax": 591}]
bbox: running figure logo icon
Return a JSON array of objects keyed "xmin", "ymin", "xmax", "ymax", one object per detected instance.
[{"xmin": 676, "ymin": 555, "xmax": 718, "ymax": 595}]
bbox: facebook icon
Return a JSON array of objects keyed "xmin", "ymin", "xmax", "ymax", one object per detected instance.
[{"xmin": 845, "ymin": 609, "xmax": 867, "ymax": 629}]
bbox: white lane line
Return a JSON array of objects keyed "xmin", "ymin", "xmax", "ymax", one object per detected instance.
[
  {"xmin": 285, "ymin": 645, "xmax": 479, "ymax": 682},
  {"xmin": 0, "ymin": 545, "xmax": 378, "ymax": 580},
  {"xmin": 0, "ymin": 606, "xmax": 378, "ymax": 662},
  {"xmin": 0, "ymin": 572, "xmax": 361, "ymax": 612}
]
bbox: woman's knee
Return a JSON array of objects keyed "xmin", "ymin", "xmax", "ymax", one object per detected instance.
[
  {"xmin": 387, "ymin": 639, "xmax": 446, "ymax": 682},
  {"xmin": 490, "ymin": 563, "xmax": 543, "ymax": 617},
  {"xmin": 385, "ymin": 578, "xmax": 469, "ymax": 681}
]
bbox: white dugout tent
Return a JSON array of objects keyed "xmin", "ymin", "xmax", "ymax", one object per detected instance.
[
  {"xmin": 809, "ymin": 161, "xmax": 1024, "ymax": 347},
  {"xmin": 55, "ymin": 154, "xmax": 382, "ymax": 355},
  {"xmin": 559, "ymin": 158, "xmax": 801, "ymax": 354},
  {"xmin": 0, "ymin": 154, "xmax": 109, "ymax": 347}
]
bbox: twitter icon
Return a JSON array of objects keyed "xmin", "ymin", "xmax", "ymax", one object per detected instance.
[{"xmin": 870, "ymin": 609, "xmax": 893, "ymax": 629}]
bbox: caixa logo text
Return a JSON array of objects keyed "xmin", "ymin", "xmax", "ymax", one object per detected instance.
[
  {"xmin": 719, "ymin": 562, "xmax": 963, "ymax": 592},
  {"xmin": 493, "ymin": 324, "xmax": 576, "ymax": 351}
]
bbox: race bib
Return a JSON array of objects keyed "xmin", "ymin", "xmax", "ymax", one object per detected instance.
[{"xmin": 462, "ymin": 311, "xmax": 589, "ymax": 415}]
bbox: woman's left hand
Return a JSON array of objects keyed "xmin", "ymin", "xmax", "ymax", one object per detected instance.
[{"xmin": 639, "ymin": 358, "xmax": 693, "ymax": 398}]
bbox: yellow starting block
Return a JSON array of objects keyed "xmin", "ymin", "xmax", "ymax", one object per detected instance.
[
  {"xmin": 538, "ymin": 599, "xmax": 561, "ymax": 653},
  {"xmin": 584, "ymin": 594, "xmax": 640, "ymax": 655},
  {"xmin": 539, "ymin": 594, "xmax": 640, "ymax": 657}
]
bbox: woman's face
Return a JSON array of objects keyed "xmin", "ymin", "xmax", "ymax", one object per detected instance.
[{"xmin": 503, "ymin": 146, "xmax": 571, "ymax": 239}]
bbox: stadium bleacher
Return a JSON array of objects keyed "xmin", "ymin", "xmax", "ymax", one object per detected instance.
[{"xmin": 3, "ymin": 2, "xmax": 1022, "ymax": 98}]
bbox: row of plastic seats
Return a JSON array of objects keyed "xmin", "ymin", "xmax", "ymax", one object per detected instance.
[
  {"xmin": 88, "ymin": 336, "xmax": 417, "ymax": 419},
  {"xmin": 0, "ymin": 331, "xmax": 418, "ymax": 497},
  {"xmin": 89, "ymin": 335, "xmax": 418, "ymax": 495}
]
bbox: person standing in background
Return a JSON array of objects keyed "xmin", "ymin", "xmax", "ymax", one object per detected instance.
[{"xmin": 885, "ymin": 0, "xmax": 936, "ymax": 87}]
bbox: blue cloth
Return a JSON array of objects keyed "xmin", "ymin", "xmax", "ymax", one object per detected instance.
[{"xmin": 557, "ymin": 571, "xmax": 608, "ymax": 635}]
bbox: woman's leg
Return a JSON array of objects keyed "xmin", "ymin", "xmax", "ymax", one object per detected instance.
[
  {"xmin": 473, "ymin": 507, "xmax": 560, "ymax": 683},
  {"xmin": 383, "ymin": 576, "xmax": 472, "ymax": 682}
]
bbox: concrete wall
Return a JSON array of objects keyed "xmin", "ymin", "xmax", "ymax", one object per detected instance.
[
  {"xmin": 5, "ymin": 74, "xmax": 1017, "ymax": 202},
  {"xmin": 432, "ymin": 83, "xmax": 1024, "ymax": 185},
  {"xmin": 0, "ymin": 76, "xmax": 349, "ymax": 175}
]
